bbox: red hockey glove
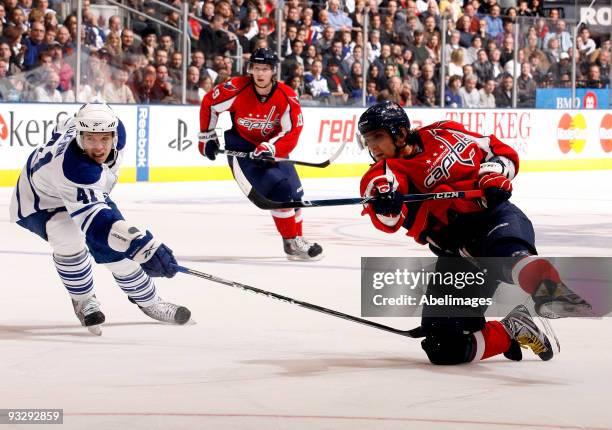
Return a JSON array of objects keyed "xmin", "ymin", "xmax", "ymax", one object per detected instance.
[
  {"xmin": 251, "ymin": 142, "xmax": 275, "ymax": 159},
  {"xmin": 370, "ymin": 177, "xmax": 404, "ymax": 216},
  {"xmin": 198, "ymin": 130, "xmax": 220, "ymax": 161},
  {"xmin": 479, "ymin": 172, "xmax": 512, "ymax": 208}
]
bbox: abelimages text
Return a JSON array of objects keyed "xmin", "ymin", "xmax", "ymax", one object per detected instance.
[{"xmin": 373, "ymin": 294, "xmax": 493, "ymax": 308}]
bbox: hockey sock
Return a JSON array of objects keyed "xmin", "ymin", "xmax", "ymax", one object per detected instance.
[
  {"xmin": 53, "ymin": 248, "xmax": 94, "ymax": 301},
  {"xmin": 471, "ymin": 321, "xmax": 512, "ymax": 361},
  {"xmin": 113, "ymin": 268, "xmax": 157, "ymax": 308},
  {"xmin": 295, "ymin": 209, "xmax": 303, "ymax": 236},
  {"xmin": 512, "ymin": 257, "xmax": 562, "ymax": 295},
  {"xmin": 271, "ymin": 209, "xmax": 298, "ymax": 239}
]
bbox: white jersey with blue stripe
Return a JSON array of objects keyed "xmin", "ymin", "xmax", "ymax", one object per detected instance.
[{"xmin": 9, "ymin": 117, "xmax": 127, "ymax": 235}]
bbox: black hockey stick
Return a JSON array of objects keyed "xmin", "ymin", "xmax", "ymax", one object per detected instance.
[
  {"xmin": 216, "ymin": 139, "xmax": 348, "ymax": 168},
  {"xmin": 176, "ymin": 265, "xmax": 424, "ymax": 339},
  {"xmin": 236, "ymin": 174, "xmax": 483, "ymax": 210}
]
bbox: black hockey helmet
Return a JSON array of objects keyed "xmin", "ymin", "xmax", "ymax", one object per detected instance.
[
  {"xmin": 249, "ymin": 48, "xmax": 279, "ymax": 72},
  {"xmin": 357, "ymin": 101, "xmax": 410, "ymax": 152}
]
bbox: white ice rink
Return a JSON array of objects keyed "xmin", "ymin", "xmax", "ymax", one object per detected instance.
[{"xmin": 1, "ymin": 170, "xmax": 612, "ymax": 430}]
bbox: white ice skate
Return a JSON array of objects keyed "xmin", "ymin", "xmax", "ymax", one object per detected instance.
[
  {"xmin": 71, "ymin": 295, "xmax": 105, "ymax": 336},
  {"xmin": 501, "ymin": 304, "xmax": 556, "ymax": 361},
  {"xmin": 283, "ymin": 236, "xmax": 323, "ymax": 261},
  {"xmin": 532, "ymin": 280, "xmax": 594, "ymax": 319},
  {"xmin": 131, "ymin": 296, "xmax": 192, "ymax": 325}
]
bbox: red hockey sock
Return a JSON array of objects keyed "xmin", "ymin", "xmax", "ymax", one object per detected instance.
[
  {"xmin": 271, "ymin": 210, "xmax": 297, "ymax": 239},
  {"xmin": 295, "ymin": 209, "xmax": 303, "ymax": 236},
  {"xmin": 472, "ymin": 321, "xmax": 511, "ymax": 361},
  {"xmin": 512, "ymin": 257, "xmax": 562, "ymax": 294}
]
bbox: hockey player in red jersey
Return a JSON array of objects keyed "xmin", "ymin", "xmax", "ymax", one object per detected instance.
[
  {"xmin": 198, "ymin": 48, "xmax": 323, "ymax": 261},
  {"xmin": 357, "ymin": 101, "xmax": 592, "ymax": 365}
]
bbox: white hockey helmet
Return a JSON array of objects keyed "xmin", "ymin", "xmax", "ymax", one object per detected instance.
[{"xmin": 75, "ymin": 103, "xmax": 119, "ymax": 150}]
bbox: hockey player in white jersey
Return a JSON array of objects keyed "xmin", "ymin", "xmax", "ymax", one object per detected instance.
[{"xmin": 9, "ymin": 103, "xmax": 191, "ymax": 335}]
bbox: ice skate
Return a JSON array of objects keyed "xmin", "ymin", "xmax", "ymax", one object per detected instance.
[
  {"xmin": 501, "ymin": 305, "xmax": 554, "ymax": 361},
  {"xmin": 283, "ymin": 236, "xmax": 323, "ymax": 261},
  {"xmin": 130, "ymin": 296, "xmax": 192, "ymax": 325},
  {"xmin": 532, "ymin": 280, "xmax": 593, "ymax": 319},
  {"xmin": 72, "ymin": 295, "xmax": 105, "ymax": 336}
]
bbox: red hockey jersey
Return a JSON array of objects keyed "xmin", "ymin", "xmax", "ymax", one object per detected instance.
[
  {"xmin": 199, "ymin": 76, "xmax": 303, "ymax": 158},
  {"xmin": 360, "ymin": 120, "xmax": 519, "ymax": 244}
]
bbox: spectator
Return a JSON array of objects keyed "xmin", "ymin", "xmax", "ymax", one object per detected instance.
[
  {"xmin": 582, "ymin": 64, "xmax": 606, "ymax": 89},
  {"xmin": 550, "ymin": 51, "xmax": 571, "ymax": 81},
  {"xmin": 103, "ymin": 31, "xmax": 122, "ymax": 57},
  {"xmin": 120, "ymin": 29, "xmax": 139, "ymax": 56},
  {"xmin": 444, "ymin": 30, "xmax": 465, "ymax": 64},
  {"xmin": 105, "ymin": 15, "xmax": 121, "ymax": 37},
  {"xmin": 367, "ymin": 63, "xmax": 386, "ymax": 90},
  {"xmin": 577, "ymin": 27, "xmax": 596, "ymax": 57},
  {"xmin": 134, "ymin": 70, "xmax": 165, "ymax": 103},
  {"xmin": 327, "ymin": 0, "xmax": 352, "ymax": 31},
  {"xmin": 478, "ymin": 78, "xmax": 496, "ymax": 107},
  {"xmin": 83, "ymin": 9, "xmax": 105, "ymax": 49},
  {"xmin": 494, "ymin": 73, "xmax": 513, "ymax": 107},
  {"xmin": 465, "ymin": 35, "xmax": 482, "ymax": 64},
  {"xmin": 377, "ymin": 75, "xmax": 403, "ymax": 105},
  {"xmin": 410, "ymin": 30, "xmax": 429, "ymax": 66},
  {"xmin": 32, "ymin": 69, "xmax": 61, "ymax": 101},
  {"xmin": 445, "ymin": 74, "xmax": 463, "ymax": 107},
  {"xmin": 0, "ymin": 41, "xmax": 21, "ymax": 75},
  {"xmin": 425, "ymin": 33, "xmax": 440, "ymax": 64},
  {"xmin": 365, "ymin": 80, "xmax": 378, "ymax": 105},
  {"xmin": 304, "ymin": 59, "xmax": 330, "ymax": 103},
  {"xmin": 366, "ymin": 29, "xmax": 381, "ymax": 63},
  {"xmin": 168, "ymin": 51, "xmax": 182, "ymax": 82},
  {"xmin": 281, "ymin": 39, "xmax": 304, "ymax": 80},
  {"xmin": 543, "ymin": 20, "xmax": 572, "ymax": 54},
  {"xmin": 517, "ymin": 0, "xmax": 532, "ymax": 17},
  {"xmin": 181, "ymin": 65, "xmax": 203, "ymax": 104},
  {"xmin": 595, "ymin": 50, "xmax": 610, "ymax": 84},
  {"xmin": 417, "ymin": 80, "xmax": 438, "ymax": 106},
  {"xmin": 484, "ymin": 4, "xmax": 503, "ymax": 38},
  {"xmin": 159, "ymin": 34, "xmax": 175, "ymax": 55},
  {"xmin": 140, "ymin": 28, "xmax": 157, "ymax": 62},
  {"xmin": 201, "ymin": 14, "xmax": 231, "ymax": 57},
  {"xmin": 459, "ymin": 74, "xmax": 480, "ymax": 107},
  {"xmin": 344, "ymin": 60, "xmax": 364, "ymax": 101},
  {"xmin": 324, "ymin": 58, "xmax": 348, "ymax": 104},
  {"xmin": 490, "ymin": 48, "xmax": 503, "ymax": 80},
  {"xmin": 517, "ymin": 62, "xmax": 536, "ymax": 107},
  {"xmin": 448, "ymin": 48, "xmax": 465, "ymax": 77},
  {"xmin": 103, "ymin": 67, "xmax": 136, "ymax": 103},
  {"xmin": 499, "ymin": 34, "xmax": 514, "ymax": 67},
  {"xmin": 462, "ymin": 2, "xmax": 480, "ymax": 33},
  {"xmin": 23, "ymin": 21, "xmax": 47, "ymax": 70}
]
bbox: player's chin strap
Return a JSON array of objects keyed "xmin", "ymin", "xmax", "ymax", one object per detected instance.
[{"xmin": 174, "ymin": 264, "xmax": 425, "ymax": 339}]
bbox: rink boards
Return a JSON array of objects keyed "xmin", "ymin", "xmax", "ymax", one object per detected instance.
[{"xmin": 0, "ymin": 103, "xmax": 611, "ymax": 186}]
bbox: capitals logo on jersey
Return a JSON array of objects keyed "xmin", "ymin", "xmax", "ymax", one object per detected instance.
[
  {"xmin": 237, "ymin": 106, "xmax": 280, "ymax": 136},
  {"xmin": 424, "ymin": 129, "xmax": 477, "ymax": 188}
]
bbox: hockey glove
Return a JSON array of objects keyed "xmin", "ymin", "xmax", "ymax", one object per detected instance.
[
  {"xmin": 198, "ymin": 130, "xmax": 220, "ymax": 161},
  {"xmin": 251, "ymin": 142, "xmax": 275, "ymax": 160},
  {"xmin": 125, "ymin": 230, "xmax": 178, "ymax": 278},
  {"xmin": 479, "ymin": 172, "xmax": 512, "ymax": 208},
  {"xmin": 371, "ymin": 178, "xmax": 404, "ymax": 216}
]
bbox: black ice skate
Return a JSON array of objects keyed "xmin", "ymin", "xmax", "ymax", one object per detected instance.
[
  {"xmin": 283, "ymin": 236, "xmax": 323, "ymax": 261},
  {"xmin": 532, "ymin": 279, "xmax": 593, "ymax": 319},
  {"xmin": 501, "ymin": 305, "xmax": 554, "ymax": 361},
  {"xmin": 72, "ymin": 295, "xmax": 105, "ymax": 336},
  {"xmin": 130, "ymin": 296, "xmax": 191, "ymax": 325}
]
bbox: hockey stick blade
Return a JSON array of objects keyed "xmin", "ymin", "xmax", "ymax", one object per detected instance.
[
  {"xmin": 245, "ymin": 187, "xmax": 484, "ymax": 210},
  {"xmin": 217, "ymin": 139, "xmax": 348, "ymax": 168},
  {"xmin": 175, "ymin": 265, "xmax": 423, "ymax": 339}
]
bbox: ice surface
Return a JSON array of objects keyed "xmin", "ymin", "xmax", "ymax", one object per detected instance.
[{"xmin": 1, "ymin": 171, "xmax": 611, "ymax": 430}]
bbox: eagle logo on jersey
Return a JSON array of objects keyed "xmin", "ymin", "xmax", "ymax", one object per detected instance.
[
  {"xmin": 424, "ymin": 130, "xmax": 476, "ymax": 188},
  {"xmin": 237, "ymin": 106, "xmax": 280, "ymax": 136},
  {"xmin": 223, "ymin": 81, "xmax": 238, "ymax": 91}
]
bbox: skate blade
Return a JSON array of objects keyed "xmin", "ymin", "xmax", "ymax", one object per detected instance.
[
  {"xmin": 87, "ymin": 325, "xmax": 102, "ymax": 336},
  {"xmin": 537, "ymin": 303, "xmax": 595, "ymax": 319},
  {"xmin": 286, "ymin": 253, "xmax": 324, "ymax": 262}
]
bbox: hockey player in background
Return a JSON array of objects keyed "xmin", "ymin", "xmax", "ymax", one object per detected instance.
[
  {"xmin": 198, "ymin": 48, "xmax": 323, "ymax": 261},
  {"xmin": 10, "ymin": 103, "xmax": 191, "ymax": 335},
  {"xmin": 357, "ymin": 101, "xmax": 592, "ymax": 365}
]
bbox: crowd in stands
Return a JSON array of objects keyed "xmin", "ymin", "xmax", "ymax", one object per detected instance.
[{"xmin": 0, "ymin": 0, "xmax": 609, "ymax": 107}]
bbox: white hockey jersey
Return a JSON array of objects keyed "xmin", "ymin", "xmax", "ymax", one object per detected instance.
[{"xmin": 9, "ymin": 116, "xmax": 127, "ymax": 253}]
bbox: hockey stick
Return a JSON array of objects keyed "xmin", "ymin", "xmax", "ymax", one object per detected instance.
[
  {"xmin": 175, "ymin": 265, "xmax": 424, "ymax": 339},
  {"xmin": 236, "ymin": 176, "xmax": 483, "ymax": 209},
  {"xmin": 216, "ymin": 139, "xmax": 348, "ymax": 168}
]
